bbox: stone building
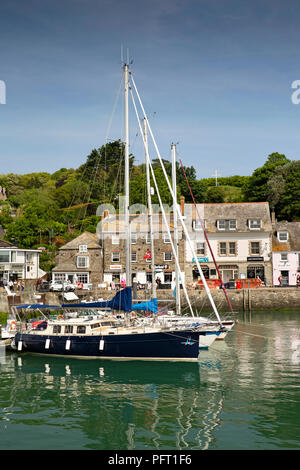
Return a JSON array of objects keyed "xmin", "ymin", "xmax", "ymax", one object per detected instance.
[
  {"xmin": 184, "ymin": 201, "xmax": 273, "ymax": 286},
  {"xmin": 52, "ymin": 231, "xmax": 103, "ymax": 286},
  {"xmin": 98, "ymin": 212, "xmax": 185, "ymax": 288},
  {"xmin": 272, "ymin": 221, "xmax": 300, "ymax": 286}
]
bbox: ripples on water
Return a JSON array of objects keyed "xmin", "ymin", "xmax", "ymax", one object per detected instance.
[{"xmin": 0, "ymin": 310, "xmax": 299, "ymax": 450}]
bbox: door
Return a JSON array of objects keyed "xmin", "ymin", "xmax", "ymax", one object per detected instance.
[{"xmin": 280, "ymin": 270, "xmax": 289, "ymax": 286}]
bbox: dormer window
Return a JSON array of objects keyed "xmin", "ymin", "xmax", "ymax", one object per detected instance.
[
  {"xmin": 249, "ymin": 219, "xmax": 261, "ymax": 230},
  {"xmin": 79, "ymin": 244, "xmax": 87, "ymax": 253},
  {"xmin": 193, "ymin": 219, "xmax": 206, "ymax": 231},
  {"xmin": 278, "ymin": 231, "xmax": 288, "ymax": 242},
  {"xmin": 217, "ymin": 219, "xmax": 237, "ymax": 230}
]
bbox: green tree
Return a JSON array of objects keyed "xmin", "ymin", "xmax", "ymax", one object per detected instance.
[{"xmin": 244, "ymin": 152, "xmax": 291, "ymax": 202}]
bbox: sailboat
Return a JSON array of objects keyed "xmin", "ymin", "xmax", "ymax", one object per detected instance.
[{"xmin": 12, "ymin": 61, "xmax": 226, "ymax": 360}]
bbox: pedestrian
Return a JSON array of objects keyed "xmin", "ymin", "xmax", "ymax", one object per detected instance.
[
  {"xmin": 296, "ymin": 273, "xmax": 300, "ymax": 288},
  {"xmin": 278, "ymin": 275, "xmax": 282, "ymax": 287}
]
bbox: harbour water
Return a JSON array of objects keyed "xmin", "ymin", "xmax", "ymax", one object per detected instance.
[{"xmin": 0, "ymin": 310, "xmax": 299, "ymax": 451}]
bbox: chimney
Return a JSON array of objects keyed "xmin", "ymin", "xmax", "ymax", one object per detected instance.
[
  {"xmin": 180, "ymin": 196, "xmax": 185, "ymax": 216},
  {"xmin": 271, "ymin": 210, "xmax": 276, "ymax": 225}
]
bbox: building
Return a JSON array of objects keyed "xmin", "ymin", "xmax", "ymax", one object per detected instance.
[
  {"xmin": 52, "ymin": 232, "xmax": 103, "ymax": 286},
  {"xmin": 272, "ymin": 221, "xmax": 300, "ymax": 286},
  {"xmin": 184, "ymin": 202, "xmax": 273, "ymax": 286},
  {"xmin": 99, "ymin": 212, "xmax": 185, "ymax": 288},
  {"xmin": 0, "ymin": 239, "xmax": 42, "ymax": 283}
]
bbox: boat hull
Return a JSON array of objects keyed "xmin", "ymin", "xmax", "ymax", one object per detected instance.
[{"xmin": 13, "ymin": 329, "xmax": 217, "ymax": 361}]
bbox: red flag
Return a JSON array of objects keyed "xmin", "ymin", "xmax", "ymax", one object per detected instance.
[{"xmin": 144, "ymin": 250, "xmax": 151, "ymax": 260}]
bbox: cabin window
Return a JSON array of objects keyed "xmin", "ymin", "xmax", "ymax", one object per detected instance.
[
  {"xmin": 77, "ymin": 325, "xmax": 86, "ymax": 334},
  {"xmin": 91, "ymin": 323, "xmax": 100, "ymax": 329},
  {"xmin": 53, "ymin": 325, "xmax": 61, "ymax": 334},
  {"xmin": 65, "ymin": 325, "xmax": 73, "ymax": 334}
]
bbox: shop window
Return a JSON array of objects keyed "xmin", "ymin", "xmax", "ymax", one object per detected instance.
[
  {"xmin": 77, "ymin": 273, "xmax": 88, "ymax": 283},
  {"xmin": 164, "ymin": 272, "xmax": 172, "ymax": 283}
]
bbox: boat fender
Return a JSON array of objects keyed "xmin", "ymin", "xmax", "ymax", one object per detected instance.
[
  {"xmin": 10, "ymin": 321, "xmax": 17, "ymax": 331},
  {"xmin": 57, "ymin": 315, "xmax": 64, "ymax": 321}
]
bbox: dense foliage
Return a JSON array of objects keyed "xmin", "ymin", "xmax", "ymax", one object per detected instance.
[{"xmin": 0, "ymin": 142, "xmax": 298, "ymax": 272}]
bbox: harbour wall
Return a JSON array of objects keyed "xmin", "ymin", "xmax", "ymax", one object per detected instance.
[{"xmin": 0, "ymin": 287, "xmax": 300, "ymax": 314}]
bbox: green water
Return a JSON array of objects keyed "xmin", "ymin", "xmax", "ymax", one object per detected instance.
[{"xmin": 0, "ymin": 311, "xmax": 299, "ymax": 450}]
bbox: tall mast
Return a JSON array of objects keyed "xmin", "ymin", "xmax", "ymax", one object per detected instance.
[
  {"xmin": 144, "ymin": 118, "xmax": 157, "ymax": 299},
  {"xmin": 171, "ymin": 143, "xmax": 181, "ymax": 315},
  {"xmin": 123, "ymin": 63, "xmax": 131, "ymax": 286}
]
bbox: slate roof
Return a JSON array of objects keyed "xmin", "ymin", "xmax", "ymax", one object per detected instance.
[
  {"xmin": 59, "ymin": 231, "xmax": 100, "ymax": 250},
  {"xmin": 185, "ymin": 202, "xmax": 272, "ymax": 233},
  {"xmin": 272, "ymin": 221, "xmax": 300, "ymax": 252}
]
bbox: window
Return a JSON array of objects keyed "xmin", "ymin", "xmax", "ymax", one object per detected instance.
[
  {"xmin": 54, "ymin": 273, "xmax": 66, "ymax": 281},
  {"xmin": 146, "ymin": 233, "xmax": 151, "ymax": 244},
  {"xmin": 196, "ymin": 242, "xmax": 205, "ymax": 255},
  {"xmin": 164, "ymin": 273, "xmax": 172, "ymax": 283},
  {"xmin": 164, "ymin": 233, "xmax": 171, "ymax": 243},
  {"xmin": 79, "ymin": 244, "xmax": 87, "ymax": 253},
  {"xmin": 217, "ymin": 220, "xmax": 237, "ymax": 230},
  {"xmin": 77, "ymin": 256, "xmax": 89, "ymax": 268},
  {"xmin": 11, "ymin": 251, "xmax": 16, "ymax": 262},
  {"xmin": 77, "ymin": 325, "xmax": 86, "ymax": 334},
  {"xmin": 229, "ymin": 242, "xmax": 236, "ymax": 255},
  {"xmin": 0, "ymin": 250, "xmax": 11, "ymax": 263},
  {"xmin": 281, "ymin": 253, "xmax": 288, "ymax": 261},
  {"xmin": 26, "ymin": 253, "xmax": 33, "ymax": 262},
  {"xmin": 131, "ymin": 252, "xmax": 137, "ymax": 262},
  {"xmin": 65, "ymin": 325, "xmax": 73, "ymax": 334},
  {"xmin": 249, "ymin": 219, "xmax": 261, "ymax": 229},
  {"xmin": 0, "ymin": 250, "xmax": 10, "ymax": 263},
  {"xmin": 164, "ymin": 252, "xmax": 172, "ymax": 261},
  {"xmin": 77, "ymin": 273, "xmax": 88, "ymax": 283},
  {"xmin": 193, "ymin": 219, "xmax": 205, "ymax": 231},
  {"xmin": 250, "ymin": 242, "xmax": 260, "ymax": 255},
  {"xmin": 53, "ymin": 325, "xmax": 61, "ymax": 334},
  {"xmin": 111, "ymin": 236, "xmax": 119, "ymax": 245},
  {"xmin": 220, "ymin": 242, "xmax": 227, "ymax": 255},
  {"xmin": 131, "ymin": 233, "xmax": 137, "ymax": 244},
  {"xmin": 112, "ymin": 252, "xmax": 120, "ymax": 262},
  {"xmin": 278, "ymin": 231, "xmax": 288, "ymax": 242},
  {"xmin": 219, "ymin": 242, "xmax": 237, "ymax": 256}
]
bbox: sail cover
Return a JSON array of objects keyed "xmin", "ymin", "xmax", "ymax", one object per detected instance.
[
  {"xmin": 16, "ymin": 304, "xmax": 61, "ymax": 310},
  {"xmin": 62, "ymin": 286, "xmax": 133, "ymax": 312},
  {"xmin": 132, "ymin": 298, "xmax": 158, "ymax": 314}
]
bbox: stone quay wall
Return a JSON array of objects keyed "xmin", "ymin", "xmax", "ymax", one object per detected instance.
[{"xmin": 0, "ymin": 287, "xmax": 299, "ymax": 314}]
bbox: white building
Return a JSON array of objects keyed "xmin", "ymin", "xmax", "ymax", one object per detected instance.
[
  {"xmin": 272, "ymin": 221, "xmax": 300, "ymax": 286},
  {"xmin": 0, "ymin": 239, "xmax": 42, "ymax": 283},
  {"xmin": 184, "ymin": 202, "xmax": 273, "ymax": 286}
]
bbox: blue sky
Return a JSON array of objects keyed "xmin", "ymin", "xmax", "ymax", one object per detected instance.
[{"xmin": 0, "ymin": 0, "xmax": 299, "ymax": 178}]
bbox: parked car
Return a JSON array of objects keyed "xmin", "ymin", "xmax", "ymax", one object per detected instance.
[{"xmin": 49, "ymin": 280, "xmax": 76, "ymax": 292}]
